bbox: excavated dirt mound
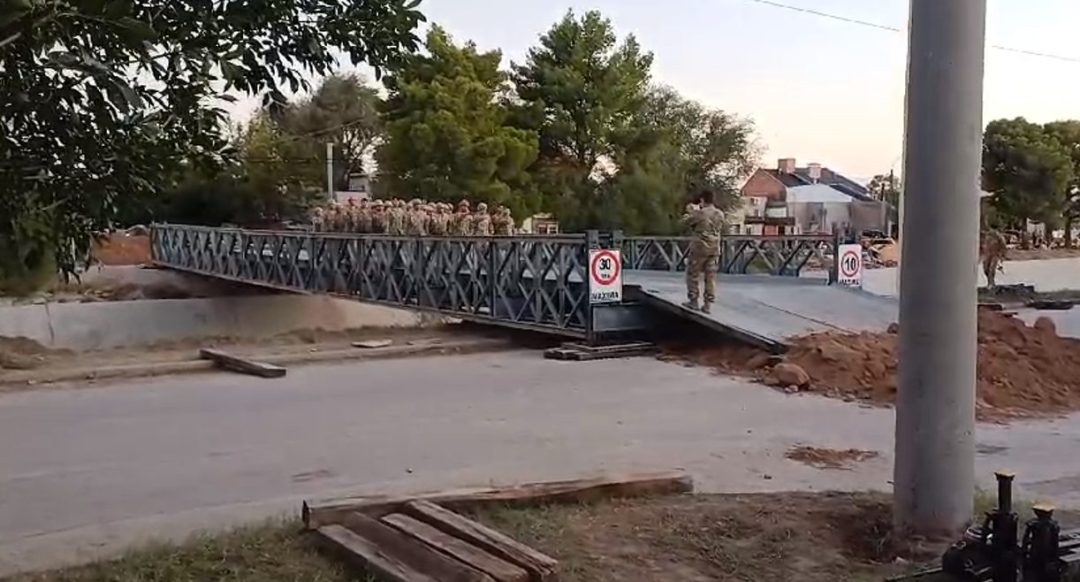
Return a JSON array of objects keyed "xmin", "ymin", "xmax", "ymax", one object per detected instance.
[
  {"xmin": 91, "ymin": 233, "xmax": 151, "ymax": 266},
  {"xmin": 665, "ymin": 312, "xmax": 1080, "ymax": 421}
]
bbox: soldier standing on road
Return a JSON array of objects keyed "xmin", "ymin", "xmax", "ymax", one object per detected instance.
[
  {"xmin": 312, "ymin": 206, "xmax": 326, "ymax": 232},
  {"xmin": 681, "ymin": 190, "xmax": 725, "ymax": 314},
  {"xmin": 981, "ymin": 228, "xmax": 1008, "ymax": 289}
]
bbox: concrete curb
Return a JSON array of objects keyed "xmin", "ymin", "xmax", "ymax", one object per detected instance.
[{"xmin": 0, "ymin": 338, "xmax": 509, "ymax": 389}]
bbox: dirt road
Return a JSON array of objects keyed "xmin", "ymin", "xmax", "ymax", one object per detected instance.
[{"xmin": 2, "ymin": 352, "xmax": 1079, "ymax": 575}]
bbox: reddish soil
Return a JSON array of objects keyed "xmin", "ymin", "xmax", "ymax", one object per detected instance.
[
  {"xmin": 665, "ymin": 311, "xmax": 1080, "ymax": 421},
  {"xmin": 785, "ymin": 446, "xmax": 881, "ymax": 470},
  {"xmin": 91, "ymin": 233, "xmax": 151, "ymax": 266}
]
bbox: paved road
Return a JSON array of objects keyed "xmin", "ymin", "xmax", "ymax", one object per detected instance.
[{"xmin": 2, "ymin": 352, "xmax": 1080, "ymax": 574}]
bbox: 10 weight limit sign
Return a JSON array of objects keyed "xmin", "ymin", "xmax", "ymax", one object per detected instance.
[
  {"xmin": 837, "ymin": 244, "xmax": 863, "ymax": 288},
  {"xmin": 589, "ymin": 249, "xmax": 623, "ymax": 304}
]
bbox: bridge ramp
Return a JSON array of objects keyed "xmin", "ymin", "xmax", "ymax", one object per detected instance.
[{"xmin": 626, "ymin": 272, "xmax": 898, "ymax": 353}]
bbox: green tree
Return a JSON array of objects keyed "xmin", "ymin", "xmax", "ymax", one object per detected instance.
[
  {"xmin": 982, "ymin": 118, "xmax": 1074, "ymax": 229},
  {"xmin": 0, "ymin": 0, "xmax": 424, "ymax": 288},
  {"xmin": 375, "ymin": 26, "xmax": 540, "ymax": 217},
  {"xmin": 278, "ymin": 74, "xmax": 383, "ymax": 190},
  {"xmin": 1044, "ymin": 120, "xmax": 1080, "ymax": 246},
  {"xmin": 511, "ymin": 10, "xmax": 654, "ymax": 230},
  {"xmin": 632, "ymin": 86, "xmax": 757, "ymax": 217},
  {"xmin": 867, "ymin": 172, "xmax": 902, "ymax": 208}
]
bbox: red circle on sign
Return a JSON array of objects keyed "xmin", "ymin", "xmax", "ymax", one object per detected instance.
[
  {"xmin": 591, "ymin": 250, "xmax": 621, "ymax": 285},
  {"xmin": 840, "ymin": 249, "xmax": 861, "ymax": 278}
]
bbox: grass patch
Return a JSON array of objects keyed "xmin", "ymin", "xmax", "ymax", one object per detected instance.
[
  {"xmin": 4, "ymin": 519, "xmax": 372, "ymax": 582},
  {"xmin": 471, "ymin": 492, "xmax": 912, "ymax": 582}
]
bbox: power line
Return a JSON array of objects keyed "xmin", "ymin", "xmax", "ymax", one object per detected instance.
[
  {"xmin": 743, "ymin": 0, "xmax": 900, "ymax": 32},
  {"xmin": 740, "ymin": 0, "xmax": 1080, "ymax": 64}
]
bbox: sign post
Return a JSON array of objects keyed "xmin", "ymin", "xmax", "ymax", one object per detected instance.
[
  {"xmin": 589, "ymin": 249, "xmax": 623, "ymax": 304},
  {"xmin": 837, "ymin": 244, "xmax": 863, "ymax": 288}
]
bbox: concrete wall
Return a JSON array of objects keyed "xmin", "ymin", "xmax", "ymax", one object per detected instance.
[{"xmin": 0, "ymin": 296, "xmax": 426, "ymax": 350}]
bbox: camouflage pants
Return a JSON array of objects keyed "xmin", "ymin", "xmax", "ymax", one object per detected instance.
[
  {"xmin": 983, "ymin": 256, "xmax": 1002, "ymax": 288},
  {"xmin": 686, "ymin": 250, "xmax": 720, "ymax": 304}
]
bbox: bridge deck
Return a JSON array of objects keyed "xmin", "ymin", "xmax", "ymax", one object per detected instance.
[{"xmin": 627, "ymin": 272, "xmax": 898, "ymax": 353}]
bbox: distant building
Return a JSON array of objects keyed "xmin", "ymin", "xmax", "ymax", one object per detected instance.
[
  {"xmin": 334, "ymin": 172, "xmax": 371, "ymax": 203},
  {"xmin": 521, "ymin": 213, "xmax": 559, "ymax": 235},
  {"xmin": 738, "ymin": 158, "xmax": 891, "ymax": 236}
]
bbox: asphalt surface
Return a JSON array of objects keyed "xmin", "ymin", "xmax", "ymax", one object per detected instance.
[{"xmin": 3, "ymin": 351, "xmax": 1080, "ymax": 575}]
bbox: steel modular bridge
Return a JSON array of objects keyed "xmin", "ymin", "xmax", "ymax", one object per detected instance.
[{"xmin": 150, "ymin": 224, "xmax": 839, "ymax": 342}]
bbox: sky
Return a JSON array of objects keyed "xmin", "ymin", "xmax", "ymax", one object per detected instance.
[{"xmin": 229, "ymin": 0, "xmax": 1080, "ymax": 182}]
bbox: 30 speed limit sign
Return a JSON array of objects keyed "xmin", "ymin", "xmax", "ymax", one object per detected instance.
[
  {"xmin": 589, "ymin": 249, "xmax": 623, "ymax": 304},
  {"xmin": 837, "ymin": 244, "xmax": 863, "ymax": 287}
]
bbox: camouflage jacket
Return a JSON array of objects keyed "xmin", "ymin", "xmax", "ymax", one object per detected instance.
[
  {"xmin": 405, "ymin": 210, "xmax": 427, "ymax": 236},
  {"xmin": 451, "ymin": 212, "xmax": 473, "ymax": 236},
  {"xmin": 472, "ymin": 213, "xmax": 492, "ymax": 236},
  {"xmin": 683, "ymin": 205, "xmax": 725, "ymax": 252}
]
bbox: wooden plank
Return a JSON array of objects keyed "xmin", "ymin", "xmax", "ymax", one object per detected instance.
[
  {"xmin": 304, "ymin": 471, "xmax": 693, "ymax": 529},
  {"xmin": 352, "ymin": 339, "xmax": 394, "ymax": 349},
  {"xmin": 332, "ymin": 512, "xmax": 496, "ymax": 582},
  {"xmin": 382, "ymin": 513, "xmax": 530, "ymax": 582},
  {"xmin": 318, "ymin": 524, "xmax": 437, "ymax": 582},
  {"xmin": 404, "ymin": 500, "xmax": 559, "ymax": 582},
  {"xmin": 198, "ymin": 348, "xmax": 286, "ymax": 378}
]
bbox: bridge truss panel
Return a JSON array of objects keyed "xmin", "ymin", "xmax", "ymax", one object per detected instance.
[{"xmin": 151, "ymin": 225, "xmax": 594, "ymax": 336}]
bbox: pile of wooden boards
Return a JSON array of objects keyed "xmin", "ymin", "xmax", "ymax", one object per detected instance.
[
  {"xmin": 319, "ymin": 500, "xmax": 556, "ymax": 582},
  {"xmin": 305, "ymin": 471, "xmax": 693, "ymax": 582},
  {"xmin": 543, "ymin": 341, "xmax": 657, "ymax": 361}
]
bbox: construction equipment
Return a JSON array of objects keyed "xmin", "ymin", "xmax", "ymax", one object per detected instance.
[{"xmin": 892, "ymin": 471, "xmax": 1080, "ymax": 581}]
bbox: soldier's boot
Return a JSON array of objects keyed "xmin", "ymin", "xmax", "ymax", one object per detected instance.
[
  {"xmin": 701, "ymin": 303, "xmax": 712, "ymax": 314},
  {"xmin": 682, "ymin": 300, "xmax": 700, "ymax": 311}
]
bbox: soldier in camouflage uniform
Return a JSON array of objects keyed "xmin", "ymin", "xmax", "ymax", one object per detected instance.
[
  {"xmin": 311, "ymin": 206, "xmax": 326, "ymax": 232},
  {"xmin": 981, "ymin": 228, "xmax": 1007, "ymax": 288},
  {"xmin": 357, "ymin": 200, "xmax": 373, "ymax": 234},
  {"xmin": 451, "ymin": 200, "xmax": 472, "ymax": 236},
  {"xmin": 371, "ymin": 200, "xmax": 388, "ymax": 234},
  {"xmin": 472, "ymin": 202, "xmax": 492, "ymax": 236},
  {"xmin": 426, "ymin": 203, "xmax": 445, "ymax": 236},
  {"xmin": 491, "ymin": 205, "xmax": 511, "ymax": 236},
  {"xmin": 405, "ymin": 199, "xmax": 427, "ymax": 236},
  {"xmin": 681, "ymin": 190, "xmax": 725, "ymax": 314},
  {"xmin": 386, "ymin": 199, "xmax": 405, "ymax": 235}
]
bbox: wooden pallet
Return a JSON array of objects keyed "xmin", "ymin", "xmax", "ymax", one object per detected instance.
[
  {"xmin": 543, "ymin": 341, "xmax": 657, "ymax": 361},
  {"xmin": 317, "ymin": 500, "xmax": 558, "ymax": 582}
]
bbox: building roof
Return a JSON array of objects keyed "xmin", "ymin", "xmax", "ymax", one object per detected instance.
[
  {"xmin": 786, "ymin": 184, "xmax": 856, "ymax": 203},
  {"xmin": 762, "ymin": 166, "xmax": 875, "ymax": 202}
]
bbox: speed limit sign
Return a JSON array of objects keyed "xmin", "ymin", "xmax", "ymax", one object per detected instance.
[
  {"xmin": 837, "ymin": 244, "xmax": 863, "ymax": 287},
  {"xmin": 589, "ymin": 249, "xmax": 623, "ymax": 303}
]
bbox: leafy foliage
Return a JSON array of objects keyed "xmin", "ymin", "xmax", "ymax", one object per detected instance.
[
  {"xmin": 510, "ymin": 10, "xmax": 654, "ymax": 230},
  {"xmin": 867, "ymin": 173, "xmax": 901, "ymax": 208},
  {"xmin": 276, "ymin": 73, "xmax": 383, "ymax": 189},
  {"xmin": 982, "ymin": 118, "xmax": 1075, "ymax": 227},
  {"xmin": 376, "ymin": 26, "xmax": 540, "ymax": 218},
  {"xmin": 0, "ymin": 0, "xmax": 424, "ymax": 287}
]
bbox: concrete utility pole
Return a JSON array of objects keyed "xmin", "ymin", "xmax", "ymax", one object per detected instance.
[
  {"xmin": 895, "ymin": 0, "xmax": 987, "ymax": 538},
  {"xmin": 326, "ymin": 142, "xmax": 335, "ymax": 200}
]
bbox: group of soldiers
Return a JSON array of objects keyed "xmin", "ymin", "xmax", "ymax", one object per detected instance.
[{"xmin": 311, "ymin": 198, "xmax": 515, "ymax": 237}]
